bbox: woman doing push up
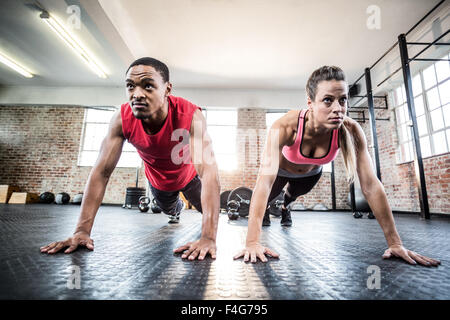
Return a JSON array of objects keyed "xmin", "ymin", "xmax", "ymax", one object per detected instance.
[{"xmin": 234, "ymin": 66, "xmax": 440, "ymax": 267}]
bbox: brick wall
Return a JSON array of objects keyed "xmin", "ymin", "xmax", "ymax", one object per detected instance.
[
  {"xmin": 0, "ymin": 103, "xmax": 448, "ymax": 213},
  {"xmin": 0, "ymin": 106, "xmax": 146, "ymax": 204},
  {"xmin": 356, "ymin": 97, "xmax": 450, "ymax": 214},
  {"xmin": 220, "ymin": 109, "xmax": 265, "ymax": 189}
]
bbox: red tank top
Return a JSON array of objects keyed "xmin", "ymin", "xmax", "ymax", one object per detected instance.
[
  {"xmin": 282, "ymin": 109, "xmax": 340, "ymax": 165},
  {"xmin": 121, "ymin": 95, "xmax": 201, "ymax": 191}
]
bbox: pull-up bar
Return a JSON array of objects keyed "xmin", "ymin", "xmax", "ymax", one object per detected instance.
[
  {"xmin": 349, "ymin": 0, "xmax": 447, "ymax": 90},
  {"xmin": 376, "ymin": 28, "xmax": 450, "ymax": 88}
]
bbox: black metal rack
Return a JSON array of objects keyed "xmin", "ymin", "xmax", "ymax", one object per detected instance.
[{"xmin": 345, "ymin": 0, "xmax": 449, "ymax": 219}]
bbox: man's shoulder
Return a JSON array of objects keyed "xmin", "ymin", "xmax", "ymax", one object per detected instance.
[
  {"xmin": 119, "ymin": 101, "xmax": 132, "ymax": 115},
  {"xmin": 169, "ymin": 95, "xmax": 201, "ymax": 112}
]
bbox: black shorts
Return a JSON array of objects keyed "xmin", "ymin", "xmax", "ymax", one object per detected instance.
[
  {"xmin": 267, "ymin": 167, "xmax": 323, "ymax": 206},
  {"xmin": 149, "ymin": 175, "xmax": 202, "ymax": 214}
]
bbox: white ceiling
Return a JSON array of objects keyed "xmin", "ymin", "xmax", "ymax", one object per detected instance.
[
  {"xmin": 97, "ymin": 0, "xmax": 444, "ymax": 89},
  {"xmin": 0, "ymin": 0, "xmax": 129, "ymax": 87},
  {"xmin": 0, "ymin": 0, "xmax": 446, "ymax": 97}
]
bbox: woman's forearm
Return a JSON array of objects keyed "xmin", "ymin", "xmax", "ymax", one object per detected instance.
[
  {"xmin": 364, "ymin": 182, "xmax": 402, "ymax": 247},
  {"xmin": 246, "ymin": 184, "xmax": 272, "ymax": 245}
]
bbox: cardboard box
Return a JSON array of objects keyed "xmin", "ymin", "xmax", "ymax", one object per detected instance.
[
  {"xmin": 0, "ymin": 185, "xmax": 20, "ymax": 203},
  {"xmin": 8, "ymin": 192, "xmax": 40, "ymax": 204}
]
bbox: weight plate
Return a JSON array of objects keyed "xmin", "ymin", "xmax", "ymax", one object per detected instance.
[
  {"xmin": 227, "ymin": 187, "xmax": 253, "ymax": 217},
  {"xmin": 220, "ymin": 190, "xmax": 231, "ymax": 210}
]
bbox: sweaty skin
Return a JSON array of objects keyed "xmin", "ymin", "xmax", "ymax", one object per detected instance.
[
  {"xmin": 41, "ymin": 65, "xmax": 221, "ymax": 260},
  {"xmin": 233, "ymin": 80, "xmax": 441, "ymax": 267}
]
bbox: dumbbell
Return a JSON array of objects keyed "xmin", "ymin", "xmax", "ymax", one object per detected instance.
[
  {"xmin": 138, "ymin": 196, "xmax": 151, "ymax": 213},
  {"xmin": 227, "ymin": 199, "xmax": 240, "ymax": 220},
  {"xmin": 353, "ymin": 211, "xmax": 363, "ymax": 218}
]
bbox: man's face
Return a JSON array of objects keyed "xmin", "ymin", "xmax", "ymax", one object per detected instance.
[
  {"xmin": 125, "ymin": 65, "xmax": 171, "ymax": 119},
  {"xmin": 308, "ymin": 80, "xmax": 348, "ymax": 129}
]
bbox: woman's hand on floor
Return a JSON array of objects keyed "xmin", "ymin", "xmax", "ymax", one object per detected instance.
[
  {"xmin": 233, "ymin": 242, "xmax": 279, "ymax": 263},
  {"xmin": 382, "ymin": 244, "xmax": 440, "ymax": 267}
]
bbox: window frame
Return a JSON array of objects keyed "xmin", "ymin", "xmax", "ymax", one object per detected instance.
[
  {"xmin": 203, "ymin": 107, "xmax": 238, "ymax": 171},
  {"xmin": 392, "ymin": 53, "xmax": 450, "ymax": 164},
  {"xmin": 77, "ymin": 107, "xmax": 142, "ymax": 168}
]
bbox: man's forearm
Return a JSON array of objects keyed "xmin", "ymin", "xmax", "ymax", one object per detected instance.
[
  {"xmin": 199, "ymin": 170, "xmax": 220, "ymax": 240},
  {"xmin": 365, "ymin": 183, "xmax": 402, "ymax": 247},
  {"xmin": 74, "ymin": 169, "xmax": 110, "ymax": 235}
]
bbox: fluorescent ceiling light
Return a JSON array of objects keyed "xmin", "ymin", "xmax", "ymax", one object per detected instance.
[
  {"xmin": 40, "ymin": 11, "xmax": 107, "ymax": 79},
  {"xmin": 0, "ymin": 52, "xmax": 33, "ymax": 78}
]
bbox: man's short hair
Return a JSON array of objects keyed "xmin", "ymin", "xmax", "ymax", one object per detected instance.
[{"xmin": 126, "ymin": 57, "xmax": 170, "ymax": 83}]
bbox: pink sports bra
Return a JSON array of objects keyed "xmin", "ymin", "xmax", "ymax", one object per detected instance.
[{"xmin": 281, "ymin": 109, "xmax": 340, "ymax": 165}]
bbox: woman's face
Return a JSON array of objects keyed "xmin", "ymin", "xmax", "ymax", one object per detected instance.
[{"xmin": 307, "ymin": 79, "xmax": 348, "ymax": 130}]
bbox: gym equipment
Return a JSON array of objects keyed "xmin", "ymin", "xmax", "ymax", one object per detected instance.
[
  {"xmin": 150, "ymin": 198, "xmax": 162, "ymax": 213},
  {"xmin": 55, "ymin": 192, "xmax": 70, "ymax": 205},
  {"xmin": 39, "ymin": 192, "xmax": 55, "ymax": 204},
  {"xmin": 220, "ymin": 190, "xmax": 231, "ymax": 211},
  {"xmin": 267, "ymin": 191, "xmax": 284, "ymax": 217},
  {"xmin": 353, "ymin": 211, "xmax": 363, "ymax": 218},
  {"xmin": 9, "ymin": 192, "xmax": 39, "ymax": 204},
  {"xmin": 349, "ymin": 83, "xmax": 361, "ymax": 97},
  {"xmin": 227, "ymin": 200, "xmax": 240, "ymax": 220},
  {"xmin": 123, "ymin": 167, "xmax": 147, "ymax": 209},
  {"xmin": 138, "ymin": 196, "xmax": 150, "ymax": 213},
  {"xmin": 290, "ymin": 203, "xmax": 307, "ymax": 211},
  {"xmin": 0, "ymin": 185, "xmax": 20, "ymax": 204},
  {"xmin": 348, "ymin": 182, "xmax": 371, "ymax": 218},
  {"xmin": 312, "ymin": 203, "xmax": 328, "ymax": 211},
  {"xmin": 347, "ymin": 187, "xmax": 370, "ymax": 212},
  {"xmin": 227, "ymin": 186, "xmax": 253, "ymax": 218},
  {"xmin": 123, "ymin": 187, "xmax": 146, "ymax": 209},
  {"xmin": 72, "ymin": 193, "xmax": 83, "ymax": 204}
]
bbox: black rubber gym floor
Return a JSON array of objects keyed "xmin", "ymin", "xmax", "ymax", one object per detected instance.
[{"xmin": 0, "ymin": 204, "xmax": 449, "ymax": 300}]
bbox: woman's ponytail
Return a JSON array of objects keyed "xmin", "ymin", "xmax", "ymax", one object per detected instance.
[{"xmin": 338, "ymin": 118, "xmax": 357, "ymax": 183}]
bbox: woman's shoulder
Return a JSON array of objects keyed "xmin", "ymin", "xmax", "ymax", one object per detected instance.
[
  {"xmin": 271, "ymin": 109, "xmax": 300, "ymax": 129},
  {"xmin": 342, "ymin": 115, "xmax": 366, "ymax": 148},
  {"xmin": 342, "ymin": 115, "xmax": 361, "ymax": 132},
  {"xmin": 269, "ymin": 109, "xmax": 301, "ymax": 146}
]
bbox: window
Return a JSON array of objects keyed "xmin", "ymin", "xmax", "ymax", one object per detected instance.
[
  {"xmin": 203, "ymin": 108, "xmax": 238, "ymax": 171},
  {"xmin": 265, "ymin": 111, "xmax": 332, "ymax": 172},
  {"xmin": 265, "ymin": 112, "xmax": 286, "ymax": 129},
  {"xmin": 78, "ymin": 108, "xmax": 142, "ymax": 167},
  {"xmin": 392, "ymin": 53, "xmax": 450, "ymax": 163}
]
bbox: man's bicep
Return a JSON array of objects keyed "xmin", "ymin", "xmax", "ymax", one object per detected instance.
[{"xmin": 190, "ymin": 110, "xmax": 217, "ymax": 176}]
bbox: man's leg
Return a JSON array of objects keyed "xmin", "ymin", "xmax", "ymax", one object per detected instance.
[
  {"xmin": 262, "ymin": 175, "xmax": 289, "ymax": 226},
  {"xmin": 149, "ymin": 183, "xmax": 184, "ymax": 223},
  {"xmin": 281, "ymin": 170, "xmax": 323, "ymax": 226},
  {"xmin": 180, "ymin": 175, "xmax": 203, "ymax": 213}
]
